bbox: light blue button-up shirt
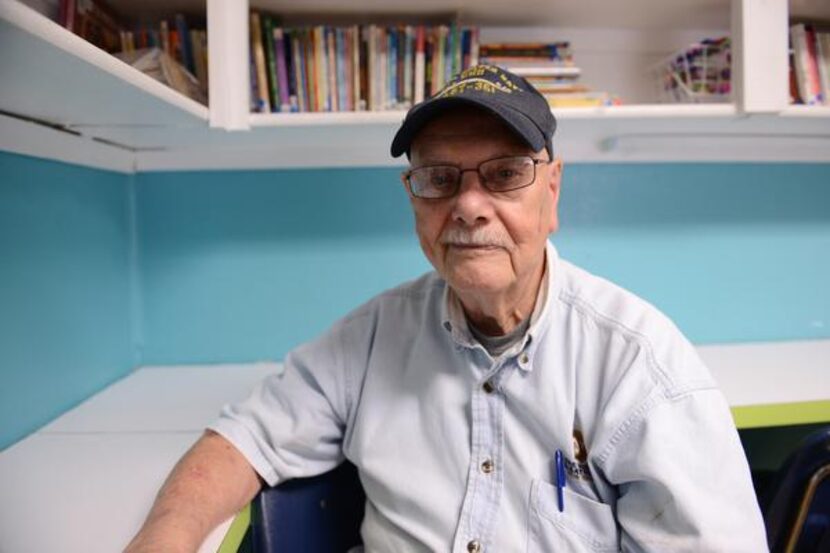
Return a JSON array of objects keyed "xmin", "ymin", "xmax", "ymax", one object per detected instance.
[{"xmin": 211, "ymin": 242, "xmax": 767, "ymax": 552}]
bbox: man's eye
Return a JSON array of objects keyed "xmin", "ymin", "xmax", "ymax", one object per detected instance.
[{"xmin": 430, "ymin": 173, "xmax": 453, "ymax": 187}]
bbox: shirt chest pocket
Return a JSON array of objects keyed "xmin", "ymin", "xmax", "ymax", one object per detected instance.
[{"xmin": 527, "ymin": 479, "xmax": 620, "ymax": 552}]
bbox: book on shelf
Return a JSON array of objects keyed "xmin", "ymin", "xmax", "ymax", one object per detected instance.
[
  {"xmin": 58, "ymin": 0, "xmax": 123, "ymax": 53},
  {"xmin": 114, "ymin": 47, "xmax": 207, "ymax": 105},
  {"xmin": 247, "ymin": 14, "xmax": 480, "ymax": 113},
  {"xmin": 790, "ymin": 22, "xmax": 830, "ymax": 105},
  {"xmin": 19, "ymin": 0, "xmax": 60, "ymax": 21},
  {"xmin": 818, "ymin": 32, "xmax": 830, "ymax": 105},
  {"xmin": 125, "ymin": 17, "xmax": 208, "ymax": 102},
  {"xmin": 250, "ymin": 12, "xmax": 271, "ymax": 113},
  {"xmin": 545, "ymin": 91, "xmax": 619, "ymax": 108}
]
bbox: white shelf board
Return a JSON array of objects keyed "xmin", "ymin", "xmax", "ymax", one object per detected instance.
[
  {"xmin": 781, "ymin": 104, "xmax": 830, "ymax": 118},
  {"xmin": 0, "ymin": 0, "xmax": 209, "ymax": 128},
  {"xmin": 250, "ymin": 110, "xmax": 407, "ymax": 127},
  {"xmin": 125, "ymin": 106, "xmax": 829, "ymax": 170},
  {"xmin": 7, "ymin": 102, "xmax": 829, "ymax": 171},
  {"xmin": 250, "ymin": 104, "xmax": 738, "ymax": 125},
  {"xmin": 41, "ymin": 362, "xmax": 280, "ymax": 434},
  {"xmin": 556, "ymin": 104, "xmax": 737, "ymax": 119},
  {"xmin": 0, "ymin": 432, "xmax": 231, "ymax": 553},
  {"xmin": 699, "ymin": 339, "xmax": 830, "ymax": 408}
]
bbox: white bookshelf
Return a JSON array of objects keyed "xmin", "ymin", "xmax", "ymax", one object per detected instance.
[
  {"xmin": 0, "ymin": 0, "xmax": 208, "ymax": 127},
  {"xmin": 1, "ymin": 0, "xmax": 829, "ymax": 172}
]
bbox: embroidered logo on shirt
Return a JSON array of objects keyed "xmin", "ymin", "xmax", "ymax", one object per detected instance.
[
  {"xmin": 573, "ymin": 429, "xmax": 588, "ymax": 463},
  {"xmin": 565, "ymin": 429, "xmax": 593, "ymax": 481}
]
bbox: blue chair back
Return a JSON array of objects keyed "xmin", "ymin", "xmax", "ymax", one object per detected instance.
[
  {"xmin": 762, "ymin": 426, "xmax": 830, "ymax": 553},
  {"xmin": 251, "ymin": 461, "xmax": 365, "ymax": 552}
]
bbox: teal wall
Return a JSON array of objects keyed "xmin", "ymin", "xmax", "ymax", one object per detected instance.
[
  {"xmin": 135, "ymin": 163, "xmax": 830, "ymax": 364},
  {"xmin": 2, "ymin": 153, "xmax": 829, "ymax": 449},
  {"xmin": 0, "ymin": 152, "xmax": 134, "ymax": 449}
]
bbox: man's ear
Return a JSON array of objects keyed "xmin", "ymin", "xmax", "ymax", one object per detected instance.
[
  {"xmin": 401, "ymin": 172, "xmax": 413, "ymax": 199},
  {"xmin": 548, "ymin": 158, "xmax": 562, "ymax": 196},
  {"xmin": 547, "ymin": 158, "xmax": 563, "ymax": 234}
]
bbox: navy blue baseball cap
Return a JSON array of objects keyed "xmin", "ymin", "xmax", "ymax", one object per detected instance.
[{"xmin": 391, "ymin": 64, "xmax": 556, "ymax": 159}]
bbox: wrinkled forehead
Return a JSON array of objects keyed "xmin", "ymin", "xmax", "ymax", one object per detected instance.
[{"xmin": 410, "ymin": 106, "xmax": 531, "ymax": 160}]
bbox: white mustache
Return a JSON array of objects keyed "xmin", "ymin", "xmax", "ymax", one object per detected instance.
[{"xmin": 440, "ymin": 227, "xmax": 512, "ymax": 249}]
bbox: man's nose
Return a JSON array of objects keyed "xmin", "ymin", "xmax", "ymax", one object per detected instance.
[{"xmin": 451, "ymin": 170, "xmax": 492, "ymax": 226}]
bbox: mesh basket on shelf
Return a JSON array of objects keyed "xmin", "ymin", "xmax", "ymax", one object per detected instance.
[{"xmin": 653, "ymin": 37, "xmax": 731, "ymax": 103}]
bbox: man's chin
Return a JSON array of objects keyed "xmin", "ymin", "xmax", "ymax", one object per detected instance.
[{"xmin": 444, "ymin": 264, "xmax": 510, "ymax": 295}]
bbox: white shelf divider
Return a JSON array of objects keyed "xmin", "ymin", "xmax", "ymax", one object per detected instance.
[
  {"xmin": 207, "ymin": 0, "xmax": 251, "ymax": 130},
  {"xmin": 731, "ymin": 0, "xmax": 789, "ymax": 114}
]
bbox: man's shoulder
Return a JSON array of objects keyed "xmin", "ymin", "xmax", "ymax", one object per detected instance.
[
  {"xmin": 555, "ymin": 258, "xmax": 710, "ymax": 391},
  {"xmin": 556, "ymin": 259, "xmax": 674, "ymax": 336},
  {"xmin": 341, "ymin": 271, "xmax": 444, "ymax": 324}
]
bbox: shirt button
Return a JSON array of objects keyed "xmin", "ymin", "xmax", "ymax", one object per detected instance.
[
  {"xmin": 481, "ymin": 459, "xmax": 494, "ymax": 473},
  {"xmin": 482, "ymin": 380, "xmax": 495, "ymax": 394},
  {"xmin": 467, "ymin": 539, "xmax": 482, "ymax": 552}
]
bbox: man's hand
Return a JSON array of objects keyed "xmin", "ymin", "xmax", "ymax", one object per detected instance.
[{"xmin": 124, "ymin": 430, "xmax": 261, "ymax": 553}]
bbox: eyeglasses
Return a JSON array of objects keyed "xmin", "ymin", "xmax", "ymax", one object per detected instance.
[{"xmin": 403, "ymin": 155, "xmax": 550, "ymax": 199}]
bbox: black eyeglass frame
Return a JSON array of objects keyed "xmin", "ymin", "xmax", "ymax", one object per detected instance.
[{"xmin": 403, "ymin": 155, "xmax": 552, "ymax": 199}]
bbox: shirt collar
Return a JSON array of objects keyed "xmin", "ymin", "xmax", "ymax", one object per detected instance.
[{"xmin": 440, "ymin": 241, "xmax": 560, "ymax": 371}]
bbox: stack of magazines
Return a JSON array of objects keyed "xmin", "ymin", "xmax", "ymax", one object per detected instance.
[{"xmin": 481, "ymin": 41, "xmax": 619, "ymax": 107}]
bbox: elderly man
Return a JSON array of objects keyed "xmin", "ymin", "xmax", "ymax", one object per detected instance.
[{"xmin": 127, "ymin": 66, "xmax": 767, "ymax": 552}]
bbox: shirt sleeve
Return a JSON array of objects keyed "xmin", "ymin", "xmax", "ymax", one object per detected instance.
[
  {"xmin": 601, "ymin": 388, "xmax": 769, "ymax": 552},
  {"xmin": 208, "ymin": 315, "xmax": 361, "ymax": 487}
]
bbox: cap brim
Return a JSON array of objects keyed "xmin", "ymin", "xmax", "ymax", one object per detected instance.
[{"xmin": 390, "ymin": 96, "xmax": 547, "ymax": 158}]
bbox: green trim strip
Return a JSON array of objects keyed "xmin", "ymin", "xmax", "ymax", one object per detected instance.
[
  {"xmin": 732, "ymin": 400, "xmax": 830, "ymax": 429},
  {"xmin": 216, "ymin": 503, "xmax": 250, "ymax": 553}
]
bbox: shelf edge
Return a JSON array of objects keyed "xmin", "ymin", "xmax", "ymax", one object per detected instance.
[{"xmin": 0, "ymin": 112, "xmax": 135, "ymax": 173}]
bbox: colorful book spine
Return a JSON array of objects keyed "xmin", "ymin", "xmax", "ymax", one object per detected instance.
[
  {"xmin": 403, "ymin": 26, "xmax": 414, "ymax": 107},
  {"xmin": 429, "ymin": 27, "xmax": 440, "ymax": 95},
  {"xmin": 388, "ymin": 28, "xmax": 397, "ymax": 109},
  {"xmin": 262, "ymin": 15, "xmax": 280, "ymax": 112},
  {"xmin": 444, "ymin": 25, "xmax": 453, "ymax": 84},
  {"xmin": 470, "ymin": 27, "xmax": 480, "ymax": 67},
  {"xmin": 274, "ymin": 27, "xmax": 291, "ymax": 112},
  {"xmin": 451, "ymin": 23, "xmax": 461, "ymax": 77},
  {"xmin": 191, "ymin": 29, "xmax": 208, "ymax": 93},
  {"xmin": 414, "ymin": 26, "xmax": 425, "ymax": 104},
  {"xmin": 791, "ymin": 23, "xmax": 822, "ymax": 104},
  {"xmin": 175, "ymin": 14, "xmax": 194, "ymax": 74},
  {"xmin": 249, "ymin": 12, "xmax": 271, "ymax": 113},
  {"xmin": 291, "ymin": 30, "xmax": 305, "ymax": 112},
  {"xmin": 350, "ymin": 26, "xmax": 364, "ymax": 111},
  {"xmin": 284, "ymin": 30, "xmax": 298, "ymax": 111},
  {"xmin": 817, "ymin": 31, "xmax": 830, "ymax": 105},
  {"xmin": 315, "ymin": 26, "xmax": 328, "ymax": 111},
  {"xmin": 336, "ymin": 28, "xmax": 348, "ymax": 112},
  {"xmin": 326, "ymin": 27, "xmax": 337, "ymax": 111},
  {"xmin": 305, "ymin": 28, "xmax": 316, "ymax": 111},
  {"xmin": 359, "ymin": 26, "xmax": 370, "ymax": 110}
]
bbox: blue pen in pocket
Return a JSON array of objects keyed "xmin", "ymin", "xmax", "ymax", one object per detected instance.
[{"xmin": 555, "ymin": 449, "xmax": 566, "ymax": 512}]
